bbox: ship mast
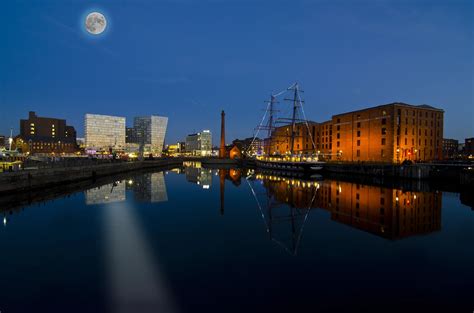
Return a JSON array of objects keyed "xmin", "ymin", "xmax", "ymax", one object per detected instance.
[
  {"xmin": 284, "ymin": 83, "xmax": 303, "ymax": 155},
  {"xmin": 267, "ymin": 95, "xmax": 277, "ymax": 138}
]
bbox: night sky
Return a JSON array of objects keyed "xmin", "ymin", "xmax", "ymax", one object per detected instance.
[{"xmin": 1, "ymin": 0, "xmax": 473, "ymax": 144}]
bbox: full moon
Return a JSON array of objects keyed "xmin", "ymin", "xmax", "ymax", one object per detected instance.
[{"xmin": 85, "ymin": 12, "xmax": 107, "ymax": 35}]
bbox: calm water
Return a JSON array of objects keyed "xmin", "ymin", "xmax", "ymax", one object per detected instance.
[{"xmin": 1, "ymin": 164, "xmax": 473, "ymax": 313}]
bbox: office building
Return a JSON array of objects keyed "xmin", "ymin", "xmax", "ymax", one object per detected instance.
[
  {"xmin": 185, "ymin": 130, "xmax": 212, "ymax": 156},
  {"xmin": 18, "ymin": 111, "xmax": 77, "ymax": 154},
  {"xmin": 132, "ymin": 115, "xmax": 168, "ymax": 156},
  {"xmin": 84, "ymin": 114, "xmax": 126, "ymax": 152}
]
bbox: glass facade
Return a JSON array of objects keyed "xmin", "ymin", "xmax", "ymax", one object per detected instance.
[
  {"xmin": 133, "ymin": 116, "xmax": 168, "ymax": 156},
  {"xmin": 84, "ymin": 114, "xmax": 126, "ymax": 151}
]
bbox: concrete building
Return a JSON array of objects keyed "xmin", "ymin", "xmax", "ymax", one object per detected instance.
[
  {"xmin": 132, "ymin": 116, "xmax": 168, "ymax": 156},
  {"xmin": 185, "ymin": 130, "xmax": 212, "ymax": 156},
  {"xmin": 268, "ymin": 102, "xmax": 444, "ymax": 163},
  {"xmin": 84, "ymin": 114, "xmax": 126, "ymax": 152},
  {"xmin": 442, "ymin": 138, "xmax": 459, "ymax": 159},
  {"xmin": 18, "ymin": 111, "xmax": 77, "ymax": 154}
]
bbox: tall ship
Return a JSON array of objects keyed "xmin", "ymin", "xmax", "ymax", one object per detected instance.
[{"xmin": 246, "ymin": 83, "xmax": 326, "ymax": 173}]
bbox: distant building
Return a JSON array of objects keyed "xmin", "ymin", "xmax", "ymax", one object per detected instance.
[
  {"xmin": 185, "ymin": 130, "xmax": 212, "ymax": 156},
  {"xmin": 167, "ymin": 142, "xmax": 185, "ymax": 155},
  {"xmin": 84, "ymin": 114, "xmax": 126, "ymax": 152},
  {"xmin": 465, "ymin": 138, "xmax": 474, "ymax": 157},
  {"xmin": 0, "ymin": 135, "xmax": 5, "ymax": 148},
  {"xmin": 76, "ymin": 137, "xmax": 85, "ymax": 149},
  {"xmin": 19, "ymin": 111, "xmax": 77, "ymax": 154},
  {"xmin": 125, "ymin": 127, "xmax": 136, "ymax": 144},
  {"xmin": 268, "ymin": 102, "xmax": 444, "ymax": 163},
  {"xmin": 442, "ymin": 138, "xmax": 459, "ymax": 159},
  {"xmin": 232, "ymin": 137, "xmax": 264, "ymax": 155},
  {"xmin": 227, "ymin": 144, "xmax": 242, "ymax": 159},
  {"xmin": 132, "ymin": 116, "xmax": 168, "ymax": 156}
]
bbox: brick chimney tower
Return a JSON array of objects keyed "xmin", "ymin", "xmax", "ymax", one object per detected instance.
[{"xmin": 219, "ymin": 110, "xmax": 226, "ymax": 158}]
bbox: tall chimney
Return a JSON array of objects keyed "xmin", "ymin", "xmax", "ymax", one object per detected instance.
[{"xmin": 219, "ymin": 110, "xmax": 226, "ymax": 158}]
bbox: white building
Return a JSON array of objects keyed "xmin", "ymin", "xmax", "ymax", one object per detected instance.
[
  {"xmin": 84, "ymin": 114, "xmax": 126, "ymax": 152},
  {"xmin": 133, "ymin": 115, "xmax": 168, "ymax": 156},
  {"xmin": 185, "ymin": 130, "xmax": 212, "ymax": 156}
]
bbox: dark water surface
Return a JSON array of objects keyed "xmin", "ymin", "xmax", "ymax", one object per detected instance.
[{"xmin": 1, "ymin": 165, "xmax": 473, "ymax": 313}]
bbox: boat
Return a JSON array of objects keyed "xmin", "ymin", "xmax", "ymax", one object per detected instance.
[{"xmin": 247, "ymin": 83, "xmax": 326, "ymax": 173}]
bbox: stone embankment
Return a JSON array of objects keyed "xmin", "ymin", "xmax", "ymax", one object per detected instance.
[{"xmin": 0, "ymin": 158, "xmax": 183, "ymax": 194}]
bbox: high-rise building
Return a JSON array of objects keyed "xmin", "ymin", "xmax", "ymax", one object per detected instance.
[
  {"xmin": 268, "ymin": 102, "xmax": 444, "ymax": 163},
  {"xmin": 84, "ymin": 114, "xmax": 126, "ymax": 152},
  {"xmin": 132, "ymin": 115, "xmax": 168, "ymax": 156},
  {"xmin": 18, "ymin": 111, "xmax": 77, "ymax": 154},
  {"xmin": 185, "ymin": 130, "xmax": 212, "ymax": 156}
]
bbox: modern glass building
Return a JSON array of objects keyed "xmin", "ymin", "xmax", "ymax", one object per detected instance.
[
  {"xmin": 185, "ymin": 130, "xmax": 212, "ymax": 156},
  {"xmin": 133, "ymin": 115, "xmax": 168, "ymax": 156},
  {"xmin": 84, "ymin": 114, "xmax": 126, "ymax": 151}
]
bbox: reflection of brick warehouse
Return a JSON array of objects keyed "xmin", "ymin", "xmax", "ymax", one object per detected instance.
[
  {"xmin": 258, "ymin": 176, "xmax": 441, "ymax": 240},
  {"xmin": 324, "ymin": 181, "xmax": 441, "ymax": 239},
  {"xmin": 268, "ymin": 103, "xmax": 444, "ymax": 162}
]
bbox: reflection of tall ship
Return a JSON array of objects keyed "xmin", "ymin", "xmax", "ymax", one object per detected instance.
[
  {"xmin": 248, "ymin": 83, "xmax": 326, "ymax": 173},
  {"xmin": 248, "ymin": 173, "xmax": 442, "ymax": 254}
]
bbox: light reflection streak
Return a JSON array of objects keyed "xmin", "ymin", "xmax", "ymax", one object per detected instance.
[{"xmin": 104, "ymin": 201, "xmax": 177, "ymax": 313}]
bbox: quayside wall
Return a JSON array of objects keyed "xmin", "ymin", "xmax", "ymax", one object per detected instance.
[{"xmin": 0, "ymin": 159, "xmax": 183, "ymax": 194}]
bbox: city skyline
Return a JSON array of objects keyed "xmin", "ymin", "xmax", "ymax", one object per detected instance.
[{"xmin": 1, "ymin": 0, "xmax": 472, "ymax": 143}]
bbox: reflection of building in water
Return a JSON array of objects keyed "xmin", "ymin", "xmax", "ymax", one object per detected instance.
[
  {"xmin": 256, "ymin": 174, "xmax": 442, "ymax": 240},
  {"xmin": 85, "ymin": 181, "xmax": 126, "ymax": 205},
  {"xmin": 133, "ymin": 172, "xmax": 168, "ymax": 203},
  {"xmin": 326, "ymin": 181, "xmax": 442, "ymax": 239},
  {"xmin": 185, "ymin": 166, "xmax": 213, "ymax": 189}
]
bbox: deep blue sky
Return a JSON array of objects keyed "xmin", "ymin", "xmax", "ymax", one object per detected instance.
[{"xmin": 1, "ymin": 0, "xmax": 473, "ymax": 144}]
